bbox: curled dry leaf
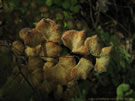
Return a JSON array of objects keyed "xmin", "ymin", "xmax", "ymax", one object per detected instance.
[
  {"xmin": 12, "ymin": 40, "xmax": 24, "ymax": 55},
  {"xmin": 54, "ymin": 84, "xmax": 63, "ymax": 100},
  {"xmin": 22, "ymin": 29, "xmax": 43, "ymax": 47},
  {"xmin": 19, "ymin": 28, "xmax": 31, "ymax": 40},
  {"xmin": 25, "ymin": 45, "xmax": 41, "ymax": 56},
  {"xmin": 27, "ymin": 57, "xmax": 43, "ymax": 71},
  {"xmin": 43, "ymin": 61, "xmax": 57, "ymax": 71},
  {"xmin": 62, "ymin": 30, "xmax": 88, "ymax": 54},
  {"xmin": 85, "ymin": 35, "xmax": 101, "ymax": 56},
  {"xmin": 39, "ymin": 80, "xmax": 56, "ymax": 93},
  {"xmin": 40, "ymin": 42, "xmax": 61, "ymax": 57},
  {"xmin": 36, "ymin": 18, "xmax": 60, "ymax": 43},
  {"xmin": 94, "ymin": 46, "xmax": 112, "ymax": 73},
  {"xmin": 45, "ymin": 42, "xmax": 61, "ymax": 57},
  {"xmin": 40, "ymin": 57, "xmax": 58, "ymax": 63},
  {"xmin": 71, "ymin": 58, "xmax": 93, "ymax": 79},
  {"xmin": 28, "ymin": 68, "xmax": 43, "ymax": 88},
  {"xmin": 44, "ymin": 56, "xmax": 76, "ymax": 85}
]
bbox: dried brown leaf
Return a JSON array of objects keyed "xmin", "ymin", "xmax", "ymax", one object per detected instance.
[
  {"xmin": 19, "ymin": 28, "xmax": 31, "ymax": 40},
  {"xmin": 94, "ymin": 46, "xmax": 112, "ymax": 73},
  {"xmin": 71, "ymin": 58, "xmax": 93, "ymax": 79},
  {"xmin": 36, "ymin": 18, "xmax": 60, "ymax": 43},
  {"xmin": 85, "ymin": 35, "xmax": 102, "ymax": 56},
  {"xmin": 25, "ymin": 45, "xmax": 41, "ymax": 56},
  {"xmin": 29, "ymin": 68, "xmax": 43, "ymax": 88},
  {"xmin": 12, "ymin": 40, "xmax": 24, "ymax": 55},
  {"xmin": 62, "ymin": 30, "xmax": 88, "ymax": 54},
  {"xmin": 44, "ymin": 56, "xmax": 76, "ymax": 85},
  {"xmin": 27, "ymin": 57, "xmax": 43, "ymax": 71},
  {"xmin": 41, "ymin": 42, "xmax": 61, "ymax": 57},
  {"xmin": 22, "ymin": 28, "xmax": 43, "ymax": 47}
]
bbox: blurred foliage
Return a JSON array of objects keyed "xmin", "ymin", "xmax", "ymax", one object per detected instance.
[
  {"xmin": 0, "ymin": 0, "xmax": 135, "ymax": 101},
  {"xmin": 116, "ymin": 83, "xmax": 135, "ymax": 101},
  {"xmin": 0, "ymin": 76, "xmax": 33, "ymax": 101},
  {"xmin": 0, "ymin": 42, "xmax": 13, "ymax": 87}
]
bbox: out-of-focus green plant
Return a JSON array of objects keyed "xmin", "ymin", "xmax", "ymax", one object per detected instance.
[
  {"xmin": 72, "ymin": 83, "xmax": 88, "ymax": 101},
  {"xmin": 0, "ymin": 42, "xmax": 13, "ymax": 87},
  {"xmin": 0, "ymin": 76, "xmax": 33, "ymax": 101},
  {"xmin": 116, "ymin": 83, "xmax": 135, "ymax": 101},
  {"xmin": 95, "ymin": 29, "xmax": 132, "ymax": 85}
]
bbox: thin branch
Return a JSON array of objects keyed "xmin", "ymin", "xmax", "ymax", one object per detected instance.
[
  {"xmin": 89, "ymin": 0, "xmax": 95, "ymax": 28},
  {"xmin": 0, "ymin": 43, "xmax": 42, "ymax": 101},
  {"xmin": 103, "ymin": 13, "xmax": 130, "ymax": 34}
]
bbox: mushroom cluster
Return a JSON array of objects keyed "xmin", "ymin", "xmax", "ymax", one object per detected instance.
[{"xmin": 11, "ymin": 18, "xmax": 112, "ymax": 100}]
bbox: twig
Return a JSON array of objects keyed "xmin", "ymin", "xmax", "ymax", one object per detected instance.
[
  {"xmin": 103, "ymin": 13, "xmax": 130, "ymax": 34},
  {"xmin": 89, "ymin": 0, "xmax": 95, "ymax": 28}
]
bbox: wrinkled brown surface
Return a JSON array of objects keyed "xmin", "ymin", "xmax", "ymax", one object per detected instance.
[
  {"xmin": 43, "ymin": 56, "xmax": 76, "ymax": 85},
  {"xmin": 94, "ymin": 46, "xmax": 112, "ymax": 72},
  {"xmin": 36, "ymin": 18, "xmax": 60, "ymax": 43},
  {"xmin": 12, "ymin": 18, "xmax": 112, "ymax": 100},
  {"xmin": 62, "ymin": 30, "xmax": 88, "ymax": 54},
  {"xmin": 85, "ymin": 35, "xmax": 102, "ymax": 56}
]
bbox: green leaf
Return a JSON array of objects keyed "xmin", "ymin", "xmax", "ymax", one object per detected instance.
[
  {"xmin": 119, "ymin": 47, "xmax": 131, "ymax": 63},
  {"xmin": 62, "ymin": 1, "xmax": 70, "ymax": 9},
  {"xmin": 129, "ymin": 98, "xmax": 135, "ymax": 101},
  {"xmin": 18, "ymin": 8, "xmax": 27, "ymax": 14},
  {"xmin": 70, "ymin": 5, "xmax": 80, "ymax": 13},
  {"xmin": 71, "ymin": 0, "xmax": 77, "ymax": 5},
  {"xmin": 125, "ymin": 89, "xmax": 134, "ymax": 97},
  {"xmin": 54, "ymin": 0, "xmax": 62, "ymax": 6},
  {"xmin": 117, "ymin": 83, "xmax": 130, "ymax": 97},
  {"xmin": 120, "ymin": 59, "xmax": 126, "ymax": 68},
  {"xmin": 63, "ymin": 11, "xmax": 72, "ymax": 19},
  {"xmin": 46, "ymin": 0, "xmax": 53, "ymax": 6},
  {"xmin": 36, "ymin": 0, "xmax": 45, "ymax": 4},
  {"xmin": 33, "ymin": 22, "xmax": 38, "ymax": 26},
  {"xmin": 78, "ymin": 80, "xmax": 90, "ymax": 94}
]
